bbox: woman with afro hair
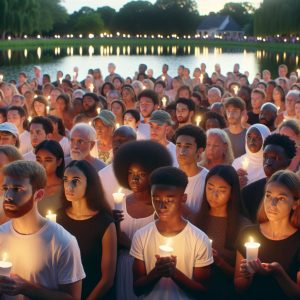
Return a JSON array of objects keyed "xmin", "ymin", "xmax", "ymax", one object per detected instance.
[{"xmin": 113, "ymin": 140, "xmax": 172, "ymax": 300}]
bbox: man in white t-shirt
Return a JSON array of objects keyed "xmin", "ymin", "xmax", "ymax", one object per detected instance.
[
  {"xmin": 99, "ymin": 125, "xmax": 136, "ymax": 208},
  {"xmin": 7, "ymin": 106, "xmax": 32, "ymax": 154},
  {"xmin": 149, "ymin": 110, "xmax": 178, "ymax": 167},
  {"xmin": 175, "ymin": 125, "xmax": 208, "ymax": 219},
  {"xmin": 130, "ymin": 166, "xmax": 213, "ymax": 300},
  {"xmin": 0, "ymin": 160, "xmax": 85, "ymax": 299}
]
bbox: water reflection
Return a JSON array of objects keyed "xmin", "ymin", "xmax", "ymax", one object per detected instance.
[{"xmin": 0, "ymin": 45, "xmax": 299, "ymax": 82}]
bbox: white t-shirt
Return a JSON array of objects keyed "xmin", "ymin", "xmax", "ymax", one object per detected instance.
[
  {"xmin": 166, "ymin": 142, "xmax": 178, "ymax": 167},
  {"xmin": 59, "ymin": 136, "xmax": 70, "ymax": 157},
  {"xmin": 130, "ymin": 221, "xmax": 213, "ymax": 300},
  {"xmin": 0, "ymin": 220, "xmax": 85, "ymax": 300},
  {"xmin": 136, "ymin": 123, "xmax": 150, "ymax": 140},
  {"xmin": 19, "ymin": 131, "xmax": 32, "ymax": 155},
  {"xmin": 98, "ymin": 164, "xmax": 131, "ymax": 209},
  {"xmin": 23, "ymin": 150, "xmax": 36, "ymax": 161},
  {"xmin": 185, "ymin": 168, "xmax": 209, "ymax": 213}
]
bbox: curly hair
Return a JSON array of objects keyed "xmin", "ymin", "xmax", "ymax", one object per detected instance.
[{"xmin": 113, "ymin": 140, "xmax": 172, "ymax": 189}]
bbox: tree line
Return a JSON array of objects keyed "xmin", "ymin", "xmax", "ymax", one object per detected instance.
[{"xmin": 0, "ymin": 0, "xmax": 299, "ymax": 39}]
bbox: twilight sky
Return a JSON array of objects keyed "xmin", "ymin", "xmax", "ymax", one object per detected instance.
[{"xmin": 62, "ymin": 0, "xmax": 263, "ymax": 14}]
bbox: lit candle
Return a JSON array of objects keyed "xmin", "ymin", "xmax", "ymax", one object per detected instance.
[
  {"xmin": 88, "ymin": 121, "xmax": 92, "ymax": 126},
  {"xmin": 0, "ymin": 74, "xmax": 3, "ymax": 82},
  {"xmin": 233, "ymin": 85, "xmax": 239, "ymax": 95},
  {"xmin": 90, "ymin": 84, "xmax": 94, "ymax": 92},
  {"xmin": 46, "ymin": 106, "xmax": 50, "ymax": 114},
  {"xmin": 112, "ymin": 188, "xmax": 125, "ymax": 210},
  {"xmin": 116, "ymin": 123, "xmax": 120, "ymax": 129},
  {"xmin": 200, "ymin": 73, "xmax": 204, "ymax": 83},
  {"xmin": 97, "ymin": 107, "xmax": 101, "ymax": 114},
  {"xmin": 161, "ymin": 97, "xmax": 167, "ymax": 107},
  {"xmin": 245, "ymin": 236, "xmax": 260, "ymax": 262},
  {"xmin": 47, "ymin": 95, "xmax": 50, "ymax": 101},
  {"xmin": 159, "ymin": 244, "xmax": 174, "ymax": 257},
  {"xmin": 196, "ymin": 116, "xmax": 201, "ymax": 126},
  {"xmin": 28, "ymin": 116, "xmax": 32, "ymax": 122},
  {"xmin": 46, "ymin": 210, "xmax": 57, "ymax": 222},
  {"xmin": 209, "ymin": 239, "xmax": 213, "ymax": 245},
  {"xmin": 161, "ymin": 75, "xmax": 166, "ymax": 82},
  {"xmin": 0, "ymin": 253, "xmax": 12, "ymax": 276},
  {"xmin": 59, "ymin": 78, "xmax": 62, "ymax": 85},
  {"xmin": 34, "ymin": 94, "xmax": 38, "ymax": 99},
  {"xmin": 242, "ymin": 157, "xmax": 249, "ymax": 170},
  {"xmin": 297, "ymin": 69, "xmax": 300, "ymax": 77}
]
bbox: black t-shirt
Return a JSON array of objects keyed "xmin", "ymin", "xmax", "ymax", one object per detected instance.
[
  {"xmin": 242, "ymin": 178, "xmax": 267, "ymax": 223},
  {"xmin": 236, "ymin": 225, "xmax": 300, "ymax": 300},
  {"xmin": 247, "ymin": 111, "xmax": 260, "ymax": 125},
  {"xmin": 57, "ymin": 209, "xmax": 114, "ymax": 299}
]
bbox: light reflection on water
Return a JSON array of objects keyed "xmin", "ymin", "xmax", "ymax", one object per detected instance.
[{"xmin": 0, "ymin": 45, "xmax": 299, "ymax": 82}]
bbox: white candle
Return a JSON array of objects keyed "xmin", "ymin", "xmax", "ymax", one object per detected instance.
[
  {"xmin": 161, "ymin": 97, "xmax": 167, "ymax": 107},
  {"xmin": 297, "ymin": 69, "xmax": 300, "ymax": 78},
  {"xmin": 113, "ymin": 188, "xmax": 125, "ymax": 210},
  {"xmin": 159, "ymin": 245, "xmax": 174, "ymax": 257},
  {"xmin": 196, "ymin": 116, "xmax": 201, "ymax": 126},
  {"xmin": 0, "ymin": 253, "xmax": 12, "ymax": 276},
  {"xmin": 233, "ymin": 85, "xmax": 239, "ymax": 95},
  {"xmin": 46, "ymin": 210, "xmax": 57, "ymax": 222},
  {"xmin": 46, "ymin": 106, "xmax": 50, "ymax": 114},
  {"xmin": 0, "ymin": 74, "xmax": 3, "ymax": 82},
  {"xmin": 116, "ymin": 123, "xmax": 120, "ymax": 129},
  {"xmin": 59, "ymin": 78, "xmax": 62, "ymax": 85},
  {"xmin": 161, "ymin": 75, "xmax": 166, "ymax": 82},
  {"xmin": 200, "ymin": 74, "xmax": 204, "ymax": 83},
  {"xmin": 47, "ymin": 95, "xmax": 50, "ymax": 101},
  {"xmin": 28, "ymin": 116, "xmax": 32, "ymax": 122},
  {"xmin": 242, "ymin": 157, "xmax": 249, "ymax": 170},
  {"xmin": 245, "ymin": 237, "xmax": 260, "ymax": 262},
  {"xmin": 97, "ymin": 107, "xmax": 101, "ymax": 114},
  {"xmin": 90, "ymin": 84, "xmax": 94, "ymax": 92}
]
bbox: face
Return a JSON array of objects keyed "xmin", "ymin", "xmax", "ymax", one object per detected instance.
[
  {"xmin": 139, "ymin": 97, "xmax": 155, "ymax": 118},
  {"xmin": 0, "ymin": 132, "xmax": 17, "ymax": 146},
  {"xmin": 263, "ymin": 144, "xmax": 289, "ymax": 177},
  {"xmin": 128, "ymin": 163, "xmax": 149, "ymax": 193},
  {"xmin": 208, "ymin": 91, "xmax": 220, "ymax": 105},
  {"xmin": 2, "ymin": 177, "xmax": 35, "ymax": 218},
  {"xmin": 264, "ymin": 182, "xmax": 297, "ymax": 222},
  {"xmin": 278, "ymin": 67, "xmax": 287, "ymax": 77},
  {"xmin": 206, "ymin": 175, "xmax": 231, "ymax": 210},
  {"xmin": 111, "ymin": 102, "xmax": 123, "ymax": 118},
  {"xmin": 150, "ymin": 122, "xmax": 168, "ymax": 142},
  {"xmin": 70, "ymin": 129, "xmax": 93, "ymax": 160},
  {"xmin": 36, "ymin": 149, "xmax": 61, "ymax": 176},
  {"xmin": 285, "ymin": 94, "xmax": 296, "ymax": 113},
  {"xmin": 152, "ymin": 185, "xmax": 186, "ymax": 221},
  {"xmin": 247, "ymin": 127, "xmax": 263, "ymax": 153},
  {"xmin": 154, "ymin": 84, "xmax": 164, "ymax": 94},
  {"xmin": 259, "ymin": 107, "xmax": 276, "ymax": 127},
  {"xmin": 122, "ymin": 89, "xmax": 133, "ymax": 102},
  {"xmin": 50, "ymin": 89, "xmax": 61, "ymax": 108},
  {"xmin": 82, "ymin": 96, "xmax": 96, "ymax": 112},
  {"xmin": 226, "ymin": 105, "xmax": 242, "ymax": 125},
  {"xmin": 113, "ymin": 79, "xmax": 122, "ymax": 90},
  {"xmin": 206, "ymin": 134, "xmax": 227, "ymax": 162},
  {"xmin": 56, "ymin": 98, "xmax": 66, "ymax": 112},
  {"xmin": 11, "ymin": 96, "xmax": 23, "ymax": 107},
  {"xmin": 176, "ymin": 103, "xmax": 192, "ymax": 124},
  {"xmin": 176, "ymin": 135, "xmax": 200, "ymax": 166},
  {"xmin": 63, "ymin": 167, "xmax": 87, "ymax": 203},
  {"xmin": 206, "ymin": 118, "xmax": 221, "ymax": 130},
  {"xmin": 124, "ymin": 113, "xmax": 138, "ymax": 129},
  {"xmin": 279, "ymin": 126, "xmax": 299, "ymax": 144},
  {"xmin": 178, "ymin": 89, "xmax": 190, "ymax": 99},
  {"xmin": 251, "ymin": 92, "xmax": 265, "ymax": 110},
  {"xmin": 94, "ymin": 119, "xmax": 113, "ymax": 140},
  {"xmin": 30, "ymin": 123, "xmax": 47, "ymax": 148},
  {"xmin": 34, "ymin": 101, "xmax": 46, "ymax": 116}
]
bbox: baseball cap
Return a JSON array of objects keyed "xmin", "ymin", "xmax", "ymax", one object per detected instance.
[
  {"xmin": 0, "ymin": 122, "xmax": 19, "ymax": 138},
  {"xmin": 149, "ymin": 110, "xmax": 173, "ymax": 126},
  {"xmin": 93, "ymin": 110, "xmax": 116, "ymax": 127}
]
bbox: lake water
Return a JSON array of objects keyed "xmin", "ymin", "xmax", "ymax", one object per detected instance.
[{"xmin": 0, "ymin": 45, "xmax": 299, "ymax": 82}]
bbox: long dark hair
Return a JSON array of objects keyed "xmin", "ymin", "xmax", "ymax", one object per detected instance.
[
  {"xmin": 195, "ymin": 165, "xmax": 243, "ymax": 250},
  {"xmin": 63, "ymin": 160, "xmax": 111, "ymax": 215},
  {"xmin": 47, "ymin": 115, "xmax": 66, "ymax": 136},
  {"xmin": 35, "ymin": 140, "xmax": 65, "ymax": 178}
]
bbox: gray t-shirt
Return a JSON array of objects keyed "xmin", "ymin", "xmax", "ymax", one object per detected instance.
[{"xmin": 224, "ymin": 128, "xmax": 247, "ymax": 158}]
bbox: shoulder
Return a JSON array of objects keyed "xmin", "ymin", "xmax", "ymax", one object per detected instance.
[
  {"xmin": 0, "ymin": 221, "xmax": 12, "ymax": 234},
  {"xmin": 133, "ymin": 221, "xmax": 156, "ymax": 240},
  {"xmin": 186, "ymin": 222, "xmax": 209, "ymax": 241},
  {"xmin": 98, "ymin": 164, "xmax": 113, "ymax": 177}
]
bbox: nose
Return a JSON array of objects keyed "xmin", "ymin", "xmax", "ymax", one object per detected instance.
[
  {"xmin": 159, "ymin": 201, "xmax": 167, "ymax": 209},
  {"xmin": 179, "ymin": 147, "xmax": 187, "ymax": 155}
]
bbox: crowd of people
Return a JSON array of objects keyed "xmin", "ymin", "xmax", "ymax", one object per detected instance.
[{"xmin": 0, "ymin": 60, "xmax": 299, "ymax": 300}]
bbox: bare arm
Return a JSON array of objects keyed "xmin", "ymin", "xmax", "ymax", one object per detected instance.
[
  {"xmin": 234, "ymin": 251, "xmax": 253, "ymax": 293},
  {"xmin": 87, "ymin": 223, "xmax": 117, "ymax": 300}
]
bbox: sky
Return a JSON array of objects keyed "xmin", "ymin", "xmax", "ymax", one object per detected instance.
[{"xmin": 62, "ymin": 0, "xmax": 263, "ymax": 15}]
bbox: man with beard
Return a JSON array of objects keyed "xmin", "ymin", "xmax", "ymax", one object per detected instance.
[
  {"xmin": 80, "ymin": 93, "xmax": 101, "ymax": 121},
  {"xmin": 175, "ymin": 98, "xmax": 195, "ymax": 128},
  {"xmin": 241, "ymin": 134, "xmax": 296, "ymax": 222},
  {"xmin": 136, "ymin": 89, "xmax": 159, "ymax": 140},
  {"xmin": 99, "ymin": 125, "xmax": 137, "ymax": 208},
  {"xmin": 259, "ymin": 102, "xmax": 278, "ymax": 132},
  {"xmin": 0, "ymin": 160, "xmax": 85, "ymax": 299}
]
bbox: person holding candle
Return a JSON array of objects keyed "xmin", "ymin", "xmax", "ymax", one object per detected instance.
[
  {"xmin": 130, "ymin": 166, "xmax": 213, "ymax": 299},
  {"xmin": 113, "ymin": 140, "xmax": 172, "ymax": 300},
  {"xmin": 232, "ymin": 123, "xmax": 271, "ymax": 188},
  {"xmin": 57, "ymin": 160, "xmax": 117, "ymax": 299},
  {"xmin": 235, "ymin": 170, "xmax": 300, "ymax": 300},
  {"xmin": 195, "ymin": 165, "xmax": 249, "ymax": 299},
  {"xmin": 35, "ymin": 140, "xmax": 65, "ymax": 217},
  {"xmin": 0, "ymin": 160, "xmax": 85, "ymax": 299}
]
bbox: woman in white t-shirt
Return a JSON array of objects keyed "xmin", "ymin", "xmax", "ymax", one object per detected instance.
[{"xmin": 113, "ymin": 140, "xmax": 173, "ymax": 300}]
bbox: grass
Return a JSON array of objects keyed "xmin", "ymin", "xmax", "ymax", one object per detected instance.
[{"xmin": 0, "ymin": 38, "xmax": 300, "ymax": 53}]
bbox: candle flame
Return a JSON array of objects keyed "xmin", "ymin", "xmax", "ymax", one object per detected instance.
[
  {"xmin": 116, "ymin": 123, "xmax": 120, "ymax": 129},
  {"xmin": 249, "ymin": 236, "xmax": 254, "ymax": 243},
  {"xmin": 2, "ymin": 252, "xmax": 7, "ymax": 262},
  {"xmin": 196, "ymin": 116, "xmax": 201, "ymax": 126},
  {"xmin": 47, "ymin": 210, "xmax": 52, "ymax": 215},
  {"xmin": 118, "ymin": 188, "xmax": 122, "ymax": 193}
]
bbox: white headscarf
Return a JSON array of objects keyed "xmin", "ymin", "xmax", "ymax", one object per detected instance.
[{"xmin": 232, "ymin": 124, "xmax": 271, "ymax": 186}]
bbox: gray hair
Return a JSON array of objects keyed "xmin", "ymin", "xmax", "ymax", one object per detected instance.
[
  {"xmin": 70, "ymin": 123, "xmax": 97, "ymax": 142},
  {"xmin": 208, "ymin": 87, "xmax": 221, "ymax": 97},
  {"xmin": 286, "ymin": 90, "xmax": 300, "ymax": 100},
  {"xmin": 200, "ymin": 128, "xmax": 234, "ymax": 166}
]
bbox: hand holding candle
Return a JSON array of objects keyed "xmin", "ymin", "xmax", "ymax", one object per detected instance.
[
  {"xmin": 0, "ymin": 253, "xmax": 12, "ymax": 276},
  {"xmin": 113, "ymin": 188, "xmax": 125, "ymax": 210},
  {"xmin": 233, "ymin": 85, "xmax": 239, "ymax": 95},
  {"xmin": 242, "ymin": 157, "xmax": 249, "ymax": 170},
  {"xmin": 46, "ymin": 210, "xmax": 57, "ymax": 222}
]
